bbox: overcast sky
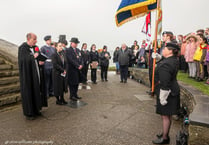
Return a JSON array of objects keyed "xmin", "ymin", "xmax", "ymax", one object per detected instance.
[{"xmin": 0, "ymin": 0, "xmax": 208, "ymax": 51}]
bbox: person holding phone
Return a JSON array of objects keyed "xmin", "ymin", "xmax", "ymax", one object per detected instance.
[{"xmin": 52, "ymin": 42, "xmax": 68, "ymax": 105}]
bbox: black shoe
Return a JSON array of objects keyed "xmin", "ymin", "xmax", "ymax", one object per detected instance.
[
  {"xmin": 124, "ymin": 80, "xmax": 127, "ymax": 83},
  {"xmin": 120, "ymin": 80, "xmax": 123, "ymax": 83},
  {"xmin": 156, "ymin": 133, "xmax": 163, "ymax": 138},
  {"xmin": 56, "ymin": 100, "xmax": 63, "ymax": 105},
  {"xmin": 83, "ymin": 82, "xmax": 88, "ymax": 85},
  {"xmin": 70, "ymin": 97, "xmax": 78, "ymax": 101},
  {"xmin": 198, "ymin": 78, "xmax": 203, "ymax": 82},
  {"xmin": 93, "ymin": 81, "xmax": 97, "ymax": 84},
  {"xmin": 152, "ymin": 136, "xmax": 170, "ymax": 144},
  {"xmin": 105, "ymin": 79, "xmax": 108, "ymax": 82},
  {"xmin": 146, "ymin": 90, "xmax": 152, "ymax": 94},
  {"xmin": 101, "ymin": 79, "xmax": 104, "ymax": 82},
  {"xmin": 26, "ymin": 115, "xmax": 35, "ymax": 120},
  {"xmin": 49, "ymin": 93, "xmax": 54, "ymax": 97},
  {"xmin": 75, "ymin": 96, "xmax": 82, "ymax": 100},
  {"xmin": 36, "ymin": 112, "xmax": 42, "ymax": 116},
  {"xmin": 61, "ymin": 99, "xmax": 68, "ymax": 105}
]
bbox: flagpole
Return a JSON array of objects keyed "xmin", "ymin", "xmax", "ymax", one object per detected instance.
[{"xmin": 151, "ymin": 0, "xmax": 160, "ymax": 93}]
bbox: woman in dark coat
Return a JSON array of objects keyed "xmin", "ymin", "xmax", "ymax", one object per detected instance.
[
  {"xmin": 89, "ymin": 44, "xmax": 99, "ymax": 84},
  {"xmin": 99, "ymin": 45, "xmax": 111, "ymax": 81},
  {"xmin": 152, "ymin": 43, "xmax": 180, "ymax": 144},
  {"xmin": 52, "ymin": 42, "xmax": 68, "ymax": 105},
  {"xmin": 81, "ymin": 43, "xmax": 90, "ymax": 84}
]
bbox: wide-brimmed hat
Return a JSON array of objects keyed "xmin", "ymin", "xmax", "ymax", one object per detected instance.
[
  {"xmin": 186, "ymin": 34, "xmax": 198, "ymax": 42},
  {"xmin": 70, "ymin": 37, "xmax": 80, "ymax": 44}
]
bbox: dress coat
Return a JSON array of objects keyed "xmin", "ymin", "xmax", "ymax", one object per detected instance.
[
  {"xmin": 52, "ymin": 50, "xmax": 68, "ymax": 96},
  {"xmin": 154, "ymin": 56, "xmax": 180, "ymax": 115},
  {"xmin": 66, "ymin": 47, "xmax": 84, "ymax": 85}
]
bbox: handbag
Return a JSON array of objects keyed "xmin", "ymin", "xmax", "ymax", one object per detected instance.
[{"xmin": 91, "ymin": 61, "xmax": 98, "ymax": 69}]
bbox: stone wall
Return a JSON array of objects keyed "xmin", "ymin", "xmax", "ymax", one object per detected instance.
[
  {"xmin": 0, "ymin": 39, "xmax": 18, "ymax": 65},
  {"xmin": 0, "ymin": 39, "xmax": 20, "ymax": 108},
  {"xmin": 129, "ymin": 67, "xmax": 209, "ymax": 145}
]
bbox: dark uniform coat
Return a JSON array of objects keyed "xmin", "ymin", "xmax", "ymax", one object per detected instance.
[
  {"xmin": 18, "ymin": 42, "xmax": 43, "ymax": 116},
  {"xmin": 52, "ymin": 50, "xmax": 68, "ymax": 96},
  {"xmin": 66, "ymin": 47, "xmax": 84, "ymax": 85},
  {"xmin": 40, "ymin": 45, "xmax": 55, "ymax": 69},
  {"xmin": 154, "ymin": 56, "xmax": 180, "ymax": 115}
]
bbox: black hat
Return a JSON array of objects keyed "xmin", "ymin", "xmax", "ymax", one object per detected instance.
[
  {"xmin": 166, "ymin": 31, "xmax": 173, "ymax": 36},
  {"xmin": 162, "ymin": 31, "xmax": 173, "ymax": 36},
  {"xmin": 44, "ymin": 35, "xmax": 51, "ymax": 41},
  {"xmin": 165, "ymin": 43, "xmax": 180, "ymax": 50},
  {"xmin": 103, "ymin": 45, "xmax": 107, "ymax": 49},
  {"xmin": 59, "ymin": 39, "xmax": 68, "ymax": 45},
  {"xmin": 70, "ymin": 37, "xmax": 80, "ymax": 44},
  {"xmin": 162, "ymin": 31, "xmax": 167, "ymax": 35}
]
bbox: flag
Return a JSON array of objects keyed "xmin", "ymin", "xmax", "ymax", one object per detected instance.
[
  {"xmin": 141, "ymin": 12, "xmax": 151, "ymax": 41},
  {"xmin": 115, "ymin": 0, "xmax": 157, "ymax": 27},
  {"xmin": 157, "ymin": 0, "xmax": 162, "ymax": 39}
]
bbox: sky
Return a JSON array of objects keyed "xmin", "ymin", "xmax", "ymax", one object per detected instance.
[{"xmin": 0, "ymin": 0, "xmax": 209, "ymax": 51}]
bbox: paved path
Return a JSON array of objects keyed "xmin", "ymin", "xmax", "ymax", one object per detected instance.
[{"xmin": 0, "ymin": 72, "xmax": 180, "ymax": 145}]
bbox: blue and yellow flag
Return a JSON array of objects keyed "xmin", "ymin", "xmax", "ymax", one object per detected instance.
[{"xmin": 115, "ymin": 0, "xmax": 157, "ymax": 27}]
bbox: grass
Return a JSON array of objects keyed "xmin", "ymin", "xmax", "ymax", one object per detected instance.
[
  {"xmin": 177, "ymin": 72, "xmax": 209, "ymax": 96},
  {"xmin": 107, "ymin": 66, "xmax": 209, "ymax": 96},
  {"xmin": 108, "ymin": 66, "xmax": 116, "ymax": 71}
]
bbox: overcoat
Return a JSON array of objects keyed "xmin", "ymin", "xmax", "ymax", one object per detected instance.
[
  {"xmin": 154, "ymin": 56, "xmax": 180, "ymax": 115},
  {"xmin": 52, "ymin": 50, "xmax": 68, "ymax": 96},
  {"xmin": 66, "ymin": 47, "xmax": 84, "ymax": 85}
]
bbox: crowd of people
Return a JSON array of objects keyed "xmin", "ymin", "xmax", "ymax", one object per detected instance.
[
  {"xmin": 18, "ymin": 32, "xmax": 150, "ymax": 120},
  {"xmin": 18, "ymin": 33, "xmax": 116, "ymax": 120},
  {"xmin": 118, "ymin": 28, "xmax": 209, "ymax": 86},
  {"xmin": 18, "ymin": 28, "xmax": 208, "ymax": 144},
  {"xmin": 112, "ymin": 28, "xmax": 209, "ymax": 144},
  {"xmin": 179, "ymin": 28, "xmax": 209, "ymax": 84}
]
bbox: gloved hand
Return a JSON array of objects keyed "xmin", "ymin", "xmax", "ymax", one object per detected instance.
[
  {"xmin": 152, "ymin": 52, "xmax": 162, "ymax": 60},
  {"xmin": 159, "ymin": 89, "xmax": 171, "ymax": 106}
]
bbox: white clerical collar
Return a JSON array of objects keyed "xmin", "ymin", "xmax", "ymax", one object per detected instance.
[{"xmin": 30, "ymin": 48, "xmax": 34, "ymax": 54}]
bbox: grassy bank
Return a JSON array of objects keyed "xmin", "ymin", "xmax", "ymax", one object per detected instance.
[{"xmin": 177, "ymin": 72, "xmax": 209, "ymax": 96}]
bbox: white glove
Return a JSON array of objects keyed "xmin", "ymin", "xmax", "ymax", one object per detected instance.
[
  {"xmin": 159, "ymin": 89, "xmax": 171, "ymax": 106},
  {"xmin": 152, "ymin": 52, "xmax": 162, "ymax": 60}
]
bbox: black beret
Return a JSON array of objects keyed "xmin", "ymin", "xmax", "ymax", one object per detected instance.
[
  {"xmin": 44, "ymin": 35, "xmax": 51, "ymax": 41},
  {"xmin": 166, "ymin": 43, "xmax": 180, "ymax": 50}
]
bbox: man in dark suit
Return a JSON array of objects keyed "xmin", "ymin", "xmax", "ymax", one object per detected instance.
[{"xmin": 66, "ymin": 38, "xmax": 83, "ymax": 101}]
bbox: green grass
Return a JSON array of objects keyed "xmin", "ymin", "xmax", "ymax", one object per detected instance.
[
  {"xmin": 108, "ymin": 66, "xmax": 116, "ymax": 71},
  {"xmin": 177, "ymin": 72, "xmax": 209, "ymax": 95}
]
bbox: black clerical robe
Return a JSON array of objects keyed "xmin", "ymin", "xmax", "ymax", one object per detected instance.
[{"xmin": 18, "ymin": 42, "xmax": 45, "ymax": 116}]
